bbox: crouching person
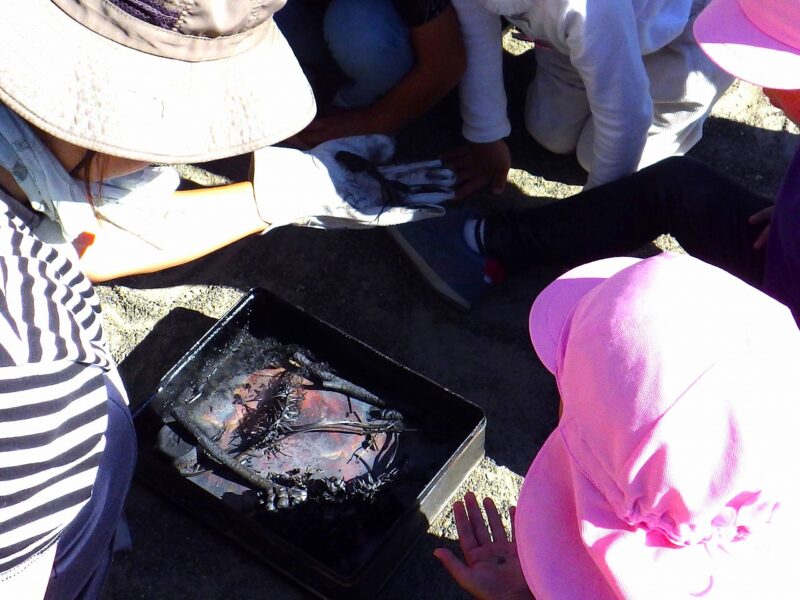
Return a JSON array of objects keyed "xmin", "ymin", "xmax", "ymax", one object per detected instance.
[
  {"xmin": 0, "ymin": 194, "xmax": 135, "ymax": 599},
  {"xmin": 437, "ymin": 253, "xmax": 800, "ymax": 599}
]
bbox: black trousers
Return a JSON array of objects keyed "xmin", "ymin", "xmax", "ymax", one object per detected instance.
[{"xmin": 484, "ymin": 157, "xmax": 772, "ymax": 288}]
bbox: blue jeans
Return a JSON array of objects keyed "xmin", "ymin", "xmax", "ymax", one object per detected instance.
[{"xmin": 275, "ymin": 0, "xmax": 414, "ymax": 107}]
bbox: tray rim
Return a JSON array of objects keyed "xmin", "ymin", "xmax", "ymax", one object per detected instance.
[{"xmin": 134, "ymin": 287, "xmax": 487, "ymax": 598}]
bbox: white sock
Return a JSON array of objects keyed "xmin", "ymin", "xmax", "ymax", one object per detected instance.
[{"xmin": 462, "ymin": 218, "xmax": 485, "ymax": 254}]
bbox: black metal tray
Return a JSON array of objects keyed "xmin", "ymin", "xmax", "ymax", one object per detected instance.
[{"xmin": 134, "ymin": 289, "xmax": 486, "ymax": 600}]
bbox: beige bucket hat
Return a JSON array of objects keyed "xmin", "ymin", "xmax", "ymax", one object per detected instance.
[{"xmin": 0, "ymin": 0, "xmax": 316, "ymax": 164}]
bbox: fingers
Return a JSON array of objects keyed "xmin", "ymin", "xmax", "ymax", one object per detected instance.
[
  {"xmin": 443, "ymin": 153, "xmax": 480, "ymax": 183},
  {"xmin": 483, "ymin": 497, "xmax": 508, "ymax": 544},
  {"xmin": 442, "ymin": 143, "xmax": 509, "ymax": 200},
  {"xmin": 453, "ymin": 499, "xmax": 479, "ymax": 554},
  {"xmin": 464, "ymin": 491, "xmax": 492, "ymax": 546},
  {"xmin": 753, "ymin": 224, "xmax": 771, "ymax": 250},
  {"xmin": 454, "ymin": 175, "xmax": 491, "ymax": 201},
  {"xmin": 442, "ymin": 147, "xmax": 480, "ymax": 180},
  {"xmin": 748, "ymin": 205, "xmax": 774, "ymax": 250},
  {"xmin": 433, "ymin": 548, "xmax": 475, "ymax": 592},
  {"xmin": 490, "ymin": 169, "xmax": 509, "ymax": 195},
  {"xmin": 748, "ymin": 205, "xmax": 774, "ymax": 225}
]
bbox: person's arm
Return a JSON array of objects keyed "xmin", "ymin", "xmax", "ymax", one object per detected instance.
[
  {"xmin": 451, "ymin": 0, "xmax": 509, "ymax": 143},
  {"xmin": 80, "ymin": 182, "xmax": 263, "ymax": 282},
  {"xmin": 81, "ymin": 136, "xmax": 455, "ymax": 281},
  {"xmin": 435, "ymin": 492, "xmax": 533, "ymax": 600},
  {"xmin": 297, "ymin": 5, "xmax": 467, "ymax": 147},
  {"xmin": 564, "ymin": 2, "xmax": 652, "ymax": 188},
  {"xmin": 444, "ymin": 0, "xmax": 511, "ymax": 199}
]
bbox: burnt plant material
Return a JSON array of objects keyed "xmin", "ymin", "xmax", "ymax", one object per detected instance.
[
  {"xmin": 158, "ymin": 340, "xmax": 405, "ymax": 511},
  {"xmin": 335, "ymin": 150, "xmax": 452, "ymax": 207}
]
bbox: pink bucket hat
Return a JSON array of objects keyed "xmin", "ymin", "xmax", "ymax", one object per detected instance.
[
  {"xmin": 693, "ymin": 0, "xmax": 800, "ymax": 89},
  {"xmin": 517, "ymin": 253, "xmax": 800, "ymax": 599}
]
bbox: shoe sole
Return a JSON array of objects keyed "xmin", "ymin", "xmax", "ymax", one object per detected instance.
[{"xmin": 387, "ymin": 226, "xmax": 472, "ymax": 311}]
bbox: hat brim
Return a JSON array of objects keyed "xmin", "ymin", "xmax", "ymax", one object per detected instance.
[
  {"xmin": 528, "ymin": 257, "xmax": 640, "ymax": 374},
  {"xmin": 693, "ymin": 0, "xmax": 800, "ymax": 90},
  {"xmin": 515, "ymin": 434, "xmax": 618, "ymax": 599},
  {"xmin": 0, "ymin": 0, "xmax": 316, "ymax": 164},
  {"xmin": 516, "ymin": 430, "xmax": 800, "ymax": 599}
]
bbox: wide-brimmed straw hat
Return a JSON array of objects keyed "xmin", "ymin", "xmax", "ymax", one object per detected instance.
[
  {"xmin": 518, "ymin": 252, "xmax": 800, "ymax": 599},
  {"xmin": 0, "ymin": 0, "xmax": 316, "ymax": 164},
  {"xmin": 694, "ymin": 0, "xmax": 800, "ymax": 89}
]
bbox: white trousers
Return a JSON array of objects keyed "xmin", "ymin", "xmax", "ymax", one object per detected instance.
[{"xmin": 524, "ymin": 1, "xmax": 734, "ymax": 174}]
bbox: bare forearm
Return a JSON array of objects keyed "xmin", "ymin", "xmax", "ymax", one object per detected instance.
[
  {"xmin": 366, "ymin": 5, "xmax": 466, "ymax": 133},
  {"xmin": 364, "ymin": 65, "xmax": 461, "ymax": 134},
  {"xmin": 295, "ymin": 7, "xmax": 465, "ymax": 147},
  {"xmin": 81, "ymin": 182, "xmax": 262, "ymax": 282}
]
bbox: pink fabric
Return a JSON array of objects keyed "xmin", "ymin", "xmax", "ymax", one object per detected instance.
[
  {"xmin": 518, "ymin": 253, "xmax": 800, "ymax": 599},
  {"xmin": 528, "ymin": 257, "xmax": 639, "ymax": 375},
  {"xmin": 740, "ymin": 0, "xmax": 800, "ymax": 51},
  {"xmin": 693, "ymin": 0, "xmax": 800, "ymax": 89}
]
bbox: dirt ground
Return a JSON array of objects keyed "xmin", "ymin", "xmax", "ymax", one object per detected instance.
[{"xmin": 98, "ymin": 39, "xmax": 798, "ymax": 600}]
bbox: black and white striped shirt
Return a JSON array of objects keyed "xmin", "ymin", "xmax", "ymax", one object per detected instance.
[{"xmin": 0, "ymin": 195, "xmax": 112, "ymax": 580}]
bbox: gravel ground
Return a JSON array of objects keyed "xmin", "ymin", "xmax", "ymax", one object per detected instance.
[{"xmin": 98, "ymin": 39, "xmax": 797, "ymax": 600}]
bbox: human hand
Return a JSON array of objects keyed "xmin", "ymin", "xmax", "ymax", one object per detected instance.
[
  {"xmin": 443, "ymin": 140, "xmax": 511, "ymax": 200},
  {"xmin": 251, "ymin": 135, "xmax": 455, "ymax": 230},
  {"xmin": 434, "ymin": 492, "xmax": 533, "ymax": 600},
  {"xmin": 748, "ymin": 204, "xmax": 774, "ymax": 250},
  {"xmin": 293, "ymin": 109, "xmax": 377, "ymax": 149}
]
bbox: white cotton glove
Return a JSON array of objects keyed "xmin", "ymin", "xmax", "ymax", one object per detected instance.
[{"xmin": 251, "ymin": 135, "xmax": 455, "ymax": 230}]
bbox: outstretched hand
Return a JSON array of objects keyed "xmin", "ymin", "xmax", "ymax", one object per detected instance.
[
  {"xmin": 435, "ymin": 492, "xmax": 533, "ymax": 600},
  {"xmin": 251, "ymin": 134, "xmax": 454, "ymax": 230}
]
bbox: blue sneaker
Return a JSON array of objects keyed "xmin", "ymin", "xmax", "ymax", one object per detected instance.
[{"xmin": 388, "ymin": 211, "xmax": 505, "ymax": 310}]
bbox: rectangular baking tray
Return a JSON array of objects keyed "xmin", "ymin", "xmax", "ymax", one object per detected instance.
[{"xmin": 133, "ymin": 288, "xmax": 486, "ymax": 600}]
